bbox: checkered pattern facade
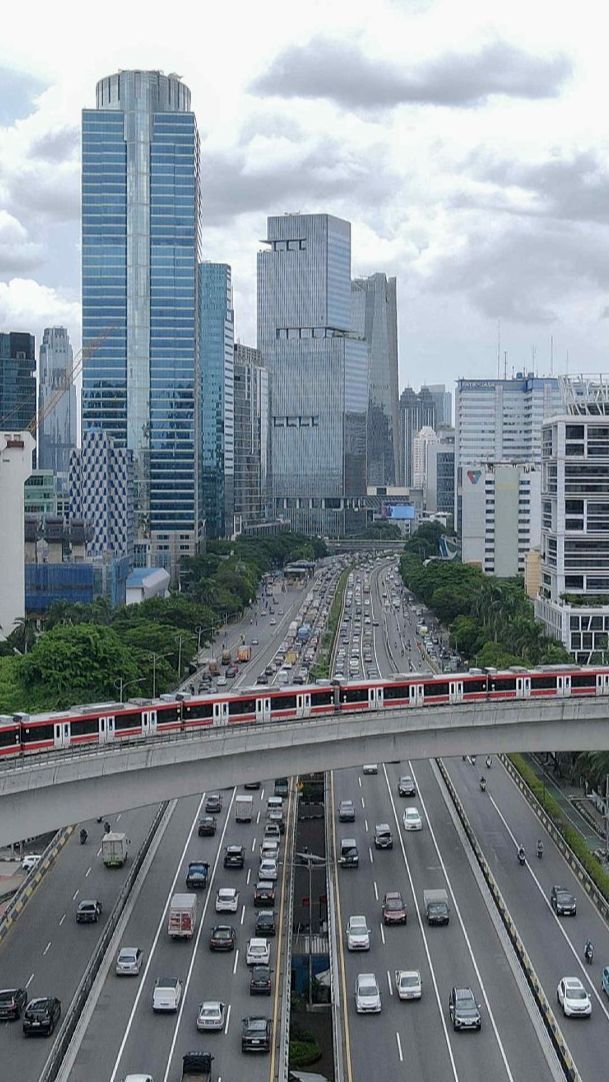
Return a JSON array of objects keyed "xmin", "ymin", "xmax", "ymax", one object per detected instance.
[{"xmin": 69, "ymin": 429, "xmax": 134, "ymax": 557}]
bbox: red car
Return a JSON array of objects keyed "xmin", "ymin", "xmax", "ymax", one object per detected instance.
[{"xmin": 382, "ymin": 891, "xmax": 407, "ymax": 925}]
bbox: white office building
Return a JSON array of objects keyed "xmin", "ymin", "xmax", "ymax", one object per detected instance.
[
  {"xmin": 0, "ymin": 431, "xmax": 35, "ymax": 638},
  {"xmin": 461, "ymin": 461, "xmax": 542, "ymax": 577},
  {"xmin": 412, "ymin": 426, "xmax": 439, "ymax": 490}
]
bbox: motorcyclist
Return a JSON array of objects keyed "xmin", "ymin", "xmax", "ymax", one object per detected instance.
[
  {"xmin": 517, "ymin": 845, "xmax": 526, "ymax": 864},
  {"xmin": 536, "ymin": 839, "xmax": 544, "ymax": 859},
  {"xmin": 584, "ymin": 939, "xmax": 594, "ymax": 963},
  {"xmin": 103, "ymin": 820, "xmax": 111, "ymax": 834},
  {"xmin": 79, "ymin": 828, "xmax": 88, "ymax": 844},
  {"xmin": 485, "ymin": 755, "xmax": 492, "ymax": 769},
  {"xmin": 480, "ymin": 776, "xmax": 487, "ymax": 790}
]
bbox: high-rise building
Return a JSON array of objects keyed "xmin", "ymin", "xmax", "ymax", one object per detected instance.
[
  {"xmin": 461, "ymin": 461, "xmax": 541, "ymax": 576},
  {"xmin": 425, "ymin": 428, "xmax": 455, "ymax": 515},
  {"xmin": 535, "ymin": 377, "xmax": 609, "ymax": 662},
  {"xmin": 69, "ymin": 429, "xmax": 134, "ymax": 558},
  {"xmin": 200, "ymin": 263, "xmax": 234, "ymax": 538},
  {"xmin": 0, "ymin": 431, "xmax": 35, "ymax": 639},
  {"xmin": 0, "ymin": 332, "xmax": 35, "ymax": 431},
  {"xmin": 37, "ymin": 327, "xmax": 76, "ymax": 476},
  {"xmin": 399, "ymin": 386, "xmax": 436, "ymax": 488},
  {"xmin": 81, "ymin": 70, "xmax": 202, "ymax": 573},
  {"xmin": 412, "ymin": 426, "xmax": 439, "ymax": 490},
  {"xmin": 351, "ymin": 273, "xmax": 400, "ymax": 486},
  {"xmin": 257, "ymin": 213, "xmax": 368, "ymax": 536},
  {"xmin": 455, "ymin": 374, "xmax": 561, "ymax": 531},
  {"xmin": 427, "ymin": 384, "xmax": 452, "ymax": 428},
  {"xmin": 234, "ymin": 344, "xmax": 269, "ymax": 531}
]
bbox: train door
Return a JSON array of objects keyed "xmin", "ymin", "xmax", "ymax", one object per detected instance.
[
  {"xmin": 213, "ymin": 701, "xmax": 229, "ymax": 725},
  {"xmin": 53, "ymin": 722, "xmax": 71, "ymax": 749},
  {"xmin": 409, "ymin": 684, "xmax": 424, "ymax": 706},
  {"xmin": 596, "ymin": 673, "xmax": 609, "ymax": 695},
  {"xmin": 98, "ymin": 715, "xmax": 115, "ymax": 744},
  {"xmin": 516, "ymin": 677, "xmax": 531, "ymax": 699},
  {"xmin": 368, "ymin": 686, "xmax": 384, "ymax": 710},
  {"xmin": 449, "ymin": 680, "xmax": 464, "ymax": 704},
  {"xmin": 296, "ymin": 693, "xmax": 311, "ymax": 719},
  {"xmin": 556, "ymin": 675, "xmax": 571, "ymax": 697},
  {"xmin": 256, "ymin": 697, "xmax": 271, "ymax": 722},
  {"xmin": 142, "ymin": 710, "xmax": 158, "ymax": 735}
]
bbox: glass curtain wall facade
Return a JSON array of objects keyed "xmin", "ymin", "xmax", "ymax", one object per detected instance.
[
  {"xmin": 200, "ymin": 263, "xmax": 234, "ymax": 538},
  {"xmin": 82, "ymin": 70, "xmax": 202, "ymax": 573},
  {"xmin": 234, "ymin": 343, "xmax": 269, "ymax": 529},
  {"xmin": 0, "ymin": 332, "xmax": 35, "ymax": 431},
  {"xmin": 351, "ymin": 274, "xmax": 400, "ymax": 486},
  {"xmin": 399, "ymin": 386, "xmax": 436, "ymax": 488},
  {"xmin": 38, "ymin": 327, "xmax": 76, "ymax": 475}
]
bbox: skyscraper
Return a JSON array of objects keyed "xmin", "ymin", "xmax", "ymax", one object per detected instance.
[
  {"xmin": 427, "ymin": 384, "xmax": 452, "ymax": 428},
  {"xmin": 234, "ymin": 343, "xmax": 269, "ymax": 530},
  {"xmin": 257, "ymin": 213, "xmax": 368, "ymax": 536},
  {"xmin": 351, "ymin": 274, "xmax": 400, "ymax": 486},
  {"xmin": 200, "ymin": 263, "xmax": 234, "ymax": 538},
  {"xmin": 69, "ymin": 430, "xmax": 134, "ymax": 559},
  {"xmin": 38, "ymin": 327, "xmax": 76, "ymax": 475},
  {"xmin": 399, "ymin": 386, "xmax": 436, "ymax": 488},
  {"xmin": 0, "ymin": 332, "xmax": 35, "ymax": 431},
  {"xmin": 82, "ymin": 70, "xmax": 202, "ymax": 573}
]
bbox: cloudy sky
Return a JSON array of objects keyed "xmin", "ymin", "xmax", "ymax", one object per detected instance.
[{"xmin": 0, "ymin": 0, "xmax": 608, "ymax": 392}]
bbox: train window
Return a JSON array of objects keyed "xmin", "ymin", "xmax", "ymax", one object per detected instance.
[
  {"xmin": 0, "ymin": 726, "xmax": 19, "ymax": 747},
  {"xmin": 383, "ymin": 683, "xmax": 410, "ymax": 700},
  {"xmin": 424, "ymin": 681, "xmax": 449, "ymax": 697},
  {"xmin": 272, "ymin": 695, "xmax": 297, "ymax": 711},
  {"xmin": 184, "ymin": 702, "xmax": 214, "ymax": 720},
  {"xmin": 490, "ymin": 677, "xmax": 516, "ymax": 692},
  {"xmin": 464, "ymin": 678, "xmax": 487, "ymax": 694},
  {"xmin": 22, "ymin": 724, "xmax": 54, "ymax": 743},
  {"xmin": 114, "ymin": 710, "xmax": 143, "ymax": 731},
  {"xmin": 229, "ymin": 698, "xmax": 255, "ymax": 715},
  {"xmin": 341, "ymin": 687, "xmax": 369, "ymax": 703},
  {"xmin": 571, "ymin": 673, "xmax": 596, "ymax": 689},
  {"xmin": 530, "ymin": 675, "xmax": 557, "ymax": 690},
  {"xmin": 70, "ymin": 718, "xmax": 99, "ymax": 737},
  {"xmin": 310, "ymin": 690, "xmax": 334, "ymax": 707},
  {"xmin": 157, "ymin": 706, "xmax": 180, "ymax": 724}
]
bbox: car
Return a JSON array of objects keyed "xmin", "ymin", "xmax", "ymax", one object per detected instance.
[
  {"xmin": 267, "ymin": 809, "xmax": 285, "ymax": 833},
  {"xmin": 338, "ymin": 800, "xmax": 356, "ymax": 822},
  {"xmin": 255, "ymin": 909, "xmax": 277, "ymax": 936},
  {"xmin": 216, "ymin": 675, "xmax": 227, "ymax": 686},
  {"xmin": 382, "ymin": 892, "xmax": 407, "ymax": 925},
  {"xmin": 22, "ymin": 996, "xmax": 61, "ymax": 1036},
  {"xmin": 346, "ymin": 915, "xmax": 370, "ymax": 951},
  {"xmin": 122, "ymin": 1075, "xmax": 154, "ymax": 1082},
  {"xmin": 250, "ymin": 639, "xmax": 259, "ymax": 646},
  {"xmin": 398, "ymin": 775, "xmax": 417, "ymax": 797},
  {"xmin": 395, "ymin": 970, "xmax": 422, "ymax": 1000},
  {"xmin": 216, "ymin": 887, "xmax": 239, "ymax": 913},
  {"xmin": 403, "ymin": 807, "xmax": 423, "ymax": 831},
  {"xmin": 256, "ymin": 674, "xmax": 268, "ymax": 685},
  {"xmin": 224, "ymin": 845, "xmax": 245, "ymax": 869},
  {"xmin": 242, "ymin": 1015, "xmax": 272, "ymax": 1052},
  {"xmin": 246, "ymin": 937, "xmax": 270, "ymax": 966},
  {"xmin": 550, "ymin": 885, "xmax": 577, "ymax": 916},
  {"xmin": 362, "ymin": 764, "xmax": 378, "ymax": 775},
  {"xmin": 355, "ymin": 973, "xmax": 382, "ymax": 1013},
  {"xmin": 254, "ymin": 881, "xmax": 276, "ymax": 906},
  {"xmin": 152, "ymin": 977, "xmax": 182, "ymax": 1012},
  {"xmin": 115, "ymin": 947, "xmax": 143, "ymax": 976},
  {"xmin": 448, "ymin": 986, "xmax": 481, "ymax": 1031},
  {"xmin": 186, "ymin": 861, "xmax": 209, "ymax": 889},
  {"xmin": 198, "ymin": 815, "xmax": 217, "ymax": 837},
  {"xmin": 209, "ymin": 925, "xmax": 236, "ymax": 951},
  {"xmin": 374, "ymin": 823, "xmax": 393, "ymax": 849},
  {"xmin": 264, "ymin": 823, "xmax": 281, "ymax": 841},
  {"xmin": 269, "ymin": 618, "xmax": 277, "ymax": 626},
  {"xmin": 557, "ymin": 977, "xmax": 591, "ymax": 1017},
  {"xmin": 205, "ymin": 794, "xmax": 223, "ymax": 814},
  {"xmin": 76, "ymin": 899, "xmax": 102, "ymax": 923},
  {"xmin": 250, "ymin": 965, "xmax": 272, "ymax": 995},
  {"xmin": 259, "ymin": 858, "xmax": 278, "ymax": 881},
  {"xmin": 602, "ymin": 966, "xmax": 609, "ymax": 998},
  {"xmin": 196, "ymin": 1000, "xmax": 226, "ymax": 1031},
  {"xmin": 21, "ymin": 854, "xmax": 42, "ymax": 872},
  {"xmin": 0, "ymin": 987, "xmax": 27, "ymax": 1019},
  {"xmin": 260, "ymin": 840, "xmax": 280, "ymax": 862},
  {"xmin": 244, "ymin": 780, "xmax": 261, "ymax": 789},
  {"xmin": 226, "ymin": 664, "xmax": 238, "ymax": 678}
]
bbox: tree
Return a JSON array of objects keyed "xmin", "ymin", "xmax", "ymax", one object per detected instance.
[{"xmin": 21, "ymin": 624, "xmax": 140, "ymax": 707}]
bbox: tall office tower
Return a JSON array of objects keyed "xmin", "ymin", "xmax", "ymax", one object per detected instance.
[
  {"xmin": 351, "ymin": 273, "xmax": 400, "ymax": 486},
  {"xmin": 69, "ymin": 429, "xmax": 134, "ymax": 558},
  {"xmin": 412, "ymin": 426, "xmax": 439, "ymax": 490},
  {"xmin": 37, "ymin": 327, "xmax": 76, "ymax": 475},
  {"xmin": 461, "ymin": 461, "xmax": 541, "ymax": 576},
  {"xmin": 425, "ymin": 428, "xmax": 455, "ymax": 514},
  {"xmin": 82, "ymin": 70, "xmax": 202, "ymax": 574},
  {"xmin": 455, "ymin": 373, "xmax": 561, "ymax": 531},
  {"xmin": 399, "ymin": 386, "xmax": 436, "ymax": 488},
  {"xmin": 427, "ymin": 384, "xmax": 452, "ymax": 428},
  {"xmin": 0, "ymin": 332, "xmax": 36, "ymax": 431},
  {"xmin": 0, "ymin": 431, "xmax": 35, "ymax": 638},
  {"xmin": 535, "ymin": 377, "xmax": 609, "ymax": 662},
  {"xmin": 257, "ymin": 213, "xmax": 368, "ymax": 536},
  {"xmin": 234, "ymin": 343, "xmax": 269, "ymax": 530},
  {"xmin": 200, "ymin": 263, "xmax": 235, "ymax": 538}
]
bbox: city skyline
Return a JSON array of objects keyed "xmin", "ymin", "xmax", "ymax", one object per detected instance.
[{"xmin": 1, "ymin": 1, "xmax": 609, "ymax": 391}]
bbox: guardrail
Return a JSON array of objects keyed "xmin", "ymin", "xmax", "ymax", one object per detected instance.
[
  {"xmin": 0, "ymin": 826, "xmax": 74, "ymax": 945},
  {"xmin": 436, "ymin": 758, "xmax": 581, "ymax": 1082},
  {"xmin": 324, "ymin": 772, "xmax": 345, "ymax": 1082},
  {"xmin": 278, "ymin": 783, "xmax": 298, "ymax": 1082},
  {"xmin": 39, "ymin": 801, "xmax": 169, "ymax": 1082}
]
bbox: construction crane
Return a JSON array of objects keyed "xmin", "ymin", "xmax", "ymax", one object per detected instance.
[{"xmin": 27, "ymin": 326, "xmax": 114, "ymax": 437}]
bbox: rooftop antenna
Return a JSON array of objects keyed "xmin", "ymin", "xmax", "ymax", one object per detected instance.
[
  {"xmin": 550, "ymin": 335, "xmax": 554, "ymax": 376},
  {"xmin": 497, "ymin": 320, "xmax": 501, "ymax": 380},
  {"xmin": 503, "ymin": 350, "xmax": 508, "ymax": 381},
  {"xmin": 531, "ymin": 345, "xmax": 536, "ymax": 376}
]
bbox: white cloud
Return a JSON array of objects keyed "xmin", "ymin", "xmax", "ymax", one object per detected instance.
[
  {"xmin": 0, "ymin": 278, "xmax": 80, "ymax": 341},
  {"xmin": 0, "ymin": 211, "xmax": 42, "ymax": 273}
]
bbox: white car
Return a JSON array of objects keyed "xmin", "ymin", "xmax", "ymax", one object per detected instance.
[
  {"xmin": 362, "ymin": 765, "xmax": 378, "ymax": 775},
  {"xmin": 215, "ymin": 887, "xmax": 239, "ymax": 913},
  {"xmin": 152, "ymin": 977, "xmax": 182, "ymax": 1012},
  {"xmin": 260, "ymin": 840, "xmax": 280, "ymax": 861},
  {"xmin": 355, "ymin": 973, "xmax": 382, "ymax": 1013},
  {"xmin": 246, "ymin": 937, "xmax": 270, "ymax": 966},
  {"xmin": 116, "ymin": 946, "xmax": 143, "ymax": 976},
  {"xmin": 403, "ymin": 807, "xmax": 423, "ymax": 831},
  {"xmin": 259, "ymin": 858, "xmax": 278, "ymax": 881},
  {"xmin": 395, "ymin": 969, "xmax": 422, "ymax": 1000},
  {"xmin": 346, "ymin": 915, "xmax": 370, "ymax": 951},
  {"xmin": 21, "ymin": 854, "xmax": 42, "ymax": 871},
  {"xmin": 557, "ymin": 977, "xmax": 591, "ymax": 1017},
  {"xmin": 196, "ymin": 1000, "xmax": 226, "ymax": 1031},
  {"xmin": 122, "ymin": 1076, "xmax": 154, "ymax": 1082}
]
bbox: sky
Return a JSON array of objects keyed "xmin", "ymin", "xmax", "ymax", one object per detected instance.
[{"xmin": 0, "ymin": 0, "xmax": 608, "ymax": 393}]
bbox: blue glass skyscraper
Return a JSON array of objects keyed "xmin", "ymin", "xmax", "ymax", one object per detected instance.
[
  {"xmin": 82, "ymin": 70, "xmax": 202, "ymax": 573},
  {"xmin": 200, "ymin": 262, "xmax": 234, "ymax": 538}
]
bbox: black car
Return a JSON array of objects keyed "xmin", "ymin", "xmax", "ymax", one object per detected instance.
[
  {"xmin": 205, "ymin": 794, "xmax": 223, "ymax": 814},
  {"xmin": 255, "ymin": 909, "xmax": 277, "ymax": 936},
  {"xmin": 209, "ymin": 925, "xmax": 236, "ymax": 951},
  {"xmin": 186, "ymin": 861, "xmax": 209, "ymax": 889},
  {"xmin": 249, "ymin": 965, "xmax": 272, "ymax": 996},
  {"xmin": 244, "ymin": 781, "xmax": 261, "ymax": 790},
  {"xmin": 254, "ymin": 881, "xmax": 276, "ymax": 907},
  {"xmin": 22, "ymin": 996, "xmax": 61, "ymax": 1036},
  {"xmin": 0, "ymin": 987, "xmax": 27, "ymax": 1020},
  {"xmin": 76, "ymin": 899, "xmax": 102, "ymax": 923},
  {"xmin": 242, "ymin": 1015, "xmax": 272, "ymax": 1052},
  {"xmin": 224, "ymin": 845, "xmax": 245, "ymax": 869},
  {"xmin": 198, "ymin": 815, "xmax": 217, "ymax": 837},
  {"xmin": 448, "ymin": 987, "xmax": 481, "ymax": 1031},
  {"xmin": 398, "ymin": 775, "xmax": 417, "ymax": 797},
  {"xmin": 550, "ymin": 885, "xmax": 577, "ymax": 916},
  {"xmin": 374, "ymin": 823, "xmax": 393, "ymax": 850},
  {"xmin": 226, "ymin": 665, "xmax": 238, "ymax": 678}
]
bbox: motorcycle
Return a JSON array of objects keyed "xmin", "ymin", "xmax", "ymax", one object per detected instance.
[
  {"xmin": 536, "ymin": 842, "xmax": 544, "ymax": 860},
  {"xmin": 485, "ymin": 756, "xmax": 492, "ymax": 769},
  {"xmin": 584, "ymin": 941, "xmax": 594, "ymax": 965},
  {"xmin": 517, "ymin": 848, "xmax": 526, "ymax": 866},
  {"xmin": 103, "ymin": 821, "xmax": 111, "ymax": 834},
  {"xmin": 480, "ymin": 777, "xmax": 487, "ymax": 792},
  {"xmin": 79, "ymin": 828, "xmax": 88, "ymax": 845}
]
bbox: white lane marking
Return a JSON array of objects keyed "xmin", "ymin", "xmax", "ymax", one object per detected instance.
[
  {"xmin": 110, "ymin": 791, "xmax": 232, "ymax": 1082},
  {"xmin": 58, "ymin": 913, "xmax": 66, "ymax": 926},
  {"xmin": 116, "ymin": 813, "xmax": 122, "ymax": 821},
  {"xmin": 358, "ymin": 776, "xmax": 362, "ymax": 788},
  {"xmin": 387, "ymin": 970, "xmax": 393, "ymax": 995},
  {"xmin": 368, "ymin": 846, "xmax": 374, "ymax": 865},
  {"xmin": 373, "ymin": 881, "xmax": 378, "ymax": 901},
  {"xmin": 224, "ymin": 1003, "xmax": 231, "ymax": 1035},
  {"xmin": 26, "ymin": 973, "xmax": 35, "ymax": 989},
  {"xmin": 256, "ymin": 811, "xmax": 260, "ymax": 824},
  {"xmin": 240, "ymin": 904, "xmax": 246, "ymax": 925},
  {"xmin": 72, "ymin": 889, "xmax": 79, "ymax": 901},
  {"xmin": 396, "ymin": 1033, "xmax": 403, "ymax": 1062},
  {"xmin": 42, "ymin": 941, "xmax": 51, "ymax": 956},
  {"xmin": 85, "ymin": 866, "xmax": 92, "ymax": 878},
  {"xmin": 380, "ymin": 922, "xmax": 386, "ymax": 945},
  {"xmin": 410, "ymin": 761, "xmax": 515, "ymax": 1082},
  {"xmin": 246, "ymin": 868, "xmax": 251, "ymax": 886},
  {"xmin": 96, "ymin": 847, "xmax": 102, "ymax": 857},
  {"xmin": 232, "ymin": 948, "xmax": 239, "ymax": 976},
  {"xmin": 251, "ymin": 837, "xmax": 257, "ymax": 853},
  {"xmin": 361, "ymin": 797, "xmax": 365, "ymax": 809},
  {"xmin": 261, "ymin": 788, "xmax": 265, "ymax": 802},
  {"xmin": 364, "ymin": 819, "xmax": 369, "ymax": 833}
]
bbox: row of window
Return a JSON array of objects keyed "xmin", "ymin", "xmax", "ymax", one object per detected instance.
[{"xmin": 273, "ymin": 416, "xmax": 320, "ymax": 428}]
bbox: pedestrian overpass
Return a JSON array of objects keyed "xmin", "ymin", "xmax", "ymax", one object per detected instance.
[{"xmin": 0, "ymin": 695, "xmax": 606, "ymax": 846}]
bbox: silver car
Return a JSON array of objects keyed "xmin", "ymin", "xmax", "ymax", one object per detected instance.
[
  {"xmin": 355, "ymin": 973, "xmax": 381, "ymax": 1013},
  {"xmin": 346, "ymin": 915, "xmax": 370, "ymax": 951},
  {"xmin": 115, "ymin": 947, "xmax": 143, "ymax": 976},
  {"xmin": 196, "ymin": 1000, "xmax": 226, "ymax": 1031}
]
